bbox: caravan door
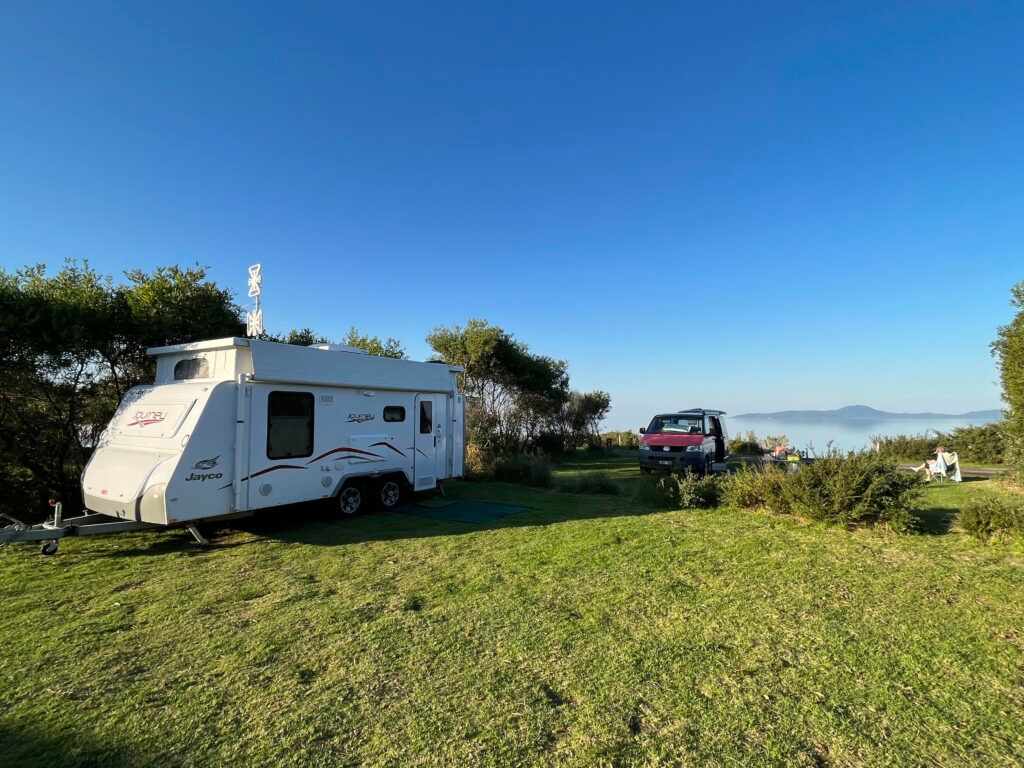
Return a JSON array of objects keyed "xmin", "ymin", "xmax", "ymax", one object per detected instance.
[{"xmin": 414, "ymin": 394, "xmax": 447, "ymax": 490}]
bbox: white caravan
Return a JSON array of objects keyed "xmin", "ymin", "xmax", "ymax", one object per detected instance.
[{"xmin": 0, "ymin": 337, "xmax": 465, "ymax": 553}]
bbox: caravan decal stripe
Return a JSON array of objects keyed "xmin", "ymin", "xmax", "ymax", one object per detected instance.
[
  {"xmin": 248, "ymin": 464, "xmax": 306, "ymax": 480},
  {"xmin": 369, "ymin": 441, "xmax": 406, "ymax": 457},
  {"xmin": 306, "ymin": 446, "xmax": 381, "ymax": 464},
  {"xmin": 219, "ymin": 463, "xmax": 306, "ymax": 489}
]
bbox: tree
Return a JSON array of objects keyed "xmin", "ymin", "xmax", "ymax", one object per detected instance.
[
  {"xmin": 267, "ymin": 328, "xmax": 331, "ymax": 346},
  {"xmin": 427, "ymin": 320, "xmax": 575, "ymax": 454},
  {"xmin": 0, "ymin": 261, "xmax": 244, "ymax": 518},
  {"xmin": 343, "ymin": 327, "xmax": 406, "ymax": 359},
  {"xmin": 993, "ymin": 281, "xmax": 1024, "ymax": 474}
]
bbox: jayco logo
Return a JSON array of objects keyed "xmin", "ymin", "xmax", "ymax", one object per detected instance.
[
  {"xmin": 127, "ymin": 410, "xmax": 166, "ymax": 427},
  {"xmin": 186, "ymin": 456, "xmax": 223, "ymax": 482}
]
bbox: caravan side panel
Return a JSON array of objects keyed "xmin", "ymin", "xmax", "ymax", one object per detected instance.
[{"xmin": 244, "ymin": 383, "xmax": 418, "ymax": 510}]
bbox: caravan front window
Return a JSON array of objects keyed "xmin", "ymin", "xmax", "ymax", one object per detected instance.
[
  {"xmin": 267, "ymin": 392, "xmax": 315, "ymax": 459},
  {"xmin": 174, "ymin": 357, "xmax": 209, "ymax": 380}
]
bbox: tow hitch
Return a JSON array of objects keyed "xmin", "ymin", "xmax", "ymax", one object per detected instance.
[{"xmin": 0, "ymin": 502, "xmax": 153, "ymax": 555}]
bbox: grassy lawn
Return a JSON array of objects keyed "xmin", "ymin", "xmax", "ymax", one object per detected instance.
[{"xmin": 2, "ymin": 455, "xmax": 1023, "ymax": 767}]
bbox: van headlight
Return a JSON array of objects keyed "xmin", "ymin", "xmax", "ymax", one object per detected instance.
[
  {"xmin": 686, "ymin": 445, "xmax": 702, "ymax": 452},
  {"xmin": 639, "ymin": 444, "xmax": 650, "ymax": 451}
]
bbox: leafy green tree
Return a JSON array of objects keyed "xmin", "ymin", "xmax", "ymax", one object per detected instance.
[
  {"xmin": 0, "ymin": 261, "xmax": 243, "ymax": 518},
  {"xmin": 266, "ymin": 328, "xmax": 331, "ymax": 346},
  {"xmin": 993, "ymin": 281, "xmax": 1024, "ymax": 474},
  {"xmin": 427, "ymin": 319, "xmax": 575, "ymax": 454},
  {"xmin": 343, "ymin": 327, "xmax": 406, "ymax": 359}
]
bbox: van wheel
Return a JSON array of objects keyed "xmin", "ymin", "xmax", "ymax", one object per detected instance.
[
  {"xmin": 378, "ymin": 479, "xmax": 403, "ymax": 510},
  {"xmin": 338, "ymin": 484, "xmax": 364, "ymax": 516}
]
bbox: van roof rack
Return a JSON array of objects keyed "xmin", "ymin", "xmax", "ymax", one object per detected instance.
[{"xmin": 675, "ymin": 408, "xmax": 727, "ymax": 416}]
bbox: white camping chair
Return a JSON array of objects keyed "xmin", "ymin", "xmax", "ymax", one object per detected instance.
[{"xmin": 917, "ymin": 450, "xmax": 962, "ymax": 483}]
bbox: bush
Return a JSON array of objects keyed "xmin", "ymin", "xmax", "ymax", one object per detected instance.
[
  {"xmin": 961, "ymin": 492, "xmax": 1024, "ymax": 541},
  {"xmin": 655, "ymin": 471, "xmax": 723, "ymax": 510},
  {"xmin": 722, "ymin": 465, "xmax": 787, "ymax": 509},
  {"xmin": 602, "ymin": 431, "xmax": 640, "ymax": 449},
  {"xmin": 464, "ymin": 442, "xmax": 496, "ymax": 478},
  {"xmin": 494, "ymin": 454, "xmax": 553, "ymax": 488},
  {"xmin": 728, "ymin": 430, "xmax": 764, "ymax": 455},
  {"xmin": 533, "ymin": 431, "xmax": 567, "ymax": 458},
  {"xmin": 557, "ymin": 472, "xmax": 620, "ymax": 495},
  {"xmin": 949, "ymin": 422, "xmax": 1005, "ymax": 465},
  {"xmin": 772, "ymin": 454, "xmax": 921, "ymax": 530},
  {"xmin": 873, "ymin": 423, "xmax": 1006, "ymax": 465},
  {"xmin": 730, "ymin": 440, "xmax": 763, "ymax": 456}
]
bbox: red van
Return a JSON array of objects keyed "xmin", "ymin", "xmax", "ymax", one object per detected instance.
[{"xmin": 638, "ymin": 409, "xmax": 728, "ymax": 474}]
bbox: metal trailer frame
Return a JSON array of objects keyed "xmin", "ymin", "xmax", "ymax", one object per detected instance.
[{"xmin": 0, "ymin": 503, "xmax": 210, "ymax": 556}]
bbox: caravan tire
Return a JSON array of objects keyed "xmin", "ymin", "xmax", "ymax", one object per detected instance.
[
  {"xmin": 338, "ymin": 483, "xmax": 365, "ymax": 516},
  {"xmin": 378, "ymin": 479, "xmax": 403, "ymax": 510}
]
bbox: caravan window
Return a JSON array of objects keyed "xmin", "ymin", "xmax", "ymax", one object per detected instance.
[
  {"xmin": 174, "ymin": 357, "xmax": 209, "ymax": 380},
  {"xmin": 419, "ymin": 401, "xmax": 433, "ymax": 434},
  {"xmin": 383, "ymin": 406, "xmax": 406, "ymax": 422},
  {"xmin": 267, "ymin": 392, "xmax": 315, "ymax": 459}
]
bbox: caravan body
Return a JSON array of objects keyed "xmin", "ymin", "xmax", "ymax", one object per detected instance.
[{"xmin": 82, "ymin": 338, "xmax": 465, "ymax": 525}]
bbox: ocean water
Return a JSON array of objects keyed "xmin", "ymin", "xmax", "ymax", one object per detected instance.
[{"xmin": 725, "ymin": 415, "xmax": 1000, "ymax": 455}]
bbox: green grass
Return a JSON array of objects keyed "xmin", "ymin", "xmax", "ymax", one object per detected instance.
[{"xmin": 2, "ymin": 455, "xmax": 1023, "ymax": 767}]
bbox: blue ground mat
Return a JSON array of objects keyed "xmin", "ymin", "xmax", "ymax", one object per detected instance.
[{"xmin": 398, "ymin": 499, "xmax": 528, "ymax": 524}]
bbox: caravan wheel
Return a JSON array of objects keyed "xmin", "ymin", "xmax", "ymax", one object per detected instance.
[
  {"xmin": 338, "ymin": 484, "xmax": 364, "ymax": 516},
  {"xmin": 378, "ymin": 479, "xmax": 402, "ymax": 510}
]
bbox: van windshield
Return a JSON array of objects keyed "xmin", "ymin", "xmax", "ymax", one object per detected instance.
[{"xmin": 647, "ymin": 415, "xmax": 704, "ymax": 435}]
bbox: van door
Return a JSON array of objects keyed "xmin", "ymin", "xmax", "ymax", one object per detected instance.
[{"xmin": 413, "ymin": 394, "xmax": 446, "ymax": 490}]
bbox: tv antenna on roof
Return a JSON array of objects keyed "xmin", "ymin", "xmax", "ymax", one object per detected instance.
[{"xmin": 246, "ymin": 263, "xmax": 264, "ymax": 337}]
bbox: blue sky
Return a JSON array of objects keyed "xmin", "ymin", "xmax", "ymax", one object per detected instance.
[{"xmin": 2, "ymin": 2, "xmax": 1020, "ymax": 428}]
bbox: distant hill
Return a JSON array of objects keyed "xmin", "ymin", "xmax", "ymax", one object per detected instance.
[{"xmin": 734, "ymin": 404, "xmax": 1002, "ymax": 421}]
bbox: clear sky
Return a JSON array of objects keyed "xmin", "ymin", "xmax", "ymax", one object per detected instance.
[{"xmin": 2, "ymin": 2, "xmax": 1019, "ymax": 428}]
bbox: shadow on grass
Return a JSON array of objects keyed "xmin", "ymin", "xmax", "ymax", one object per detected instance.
[
  {"xmin": 910, "ymin": 507, "xmax": 958, "ymax": 535},
  {"xmin": 92, "ymin": 482, "xmax": 661, "ymax": 556},
  {"xmin": 0, "ymin": 726, "xmax": 134, "ymax": 768},
  {"xmin": 237, "ymin": 494, "xmax": 655, "ymax": 549}
]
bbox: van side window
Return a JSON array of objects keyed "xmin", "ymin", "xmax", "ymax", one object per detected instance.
[
  {"xmin": 419, "ymin": 401, "xmax": 432, "ymax": 434},
  {"xmin": 267, "ymin": 392, "xmax": 314, "ymax": 459},
  {"xmin": 383, "ymin": 406, "xmax": 406, "ymax": 422},
  {"xmin": 174, "ymin": 357, "xmax": 209, "ymax": 380}
]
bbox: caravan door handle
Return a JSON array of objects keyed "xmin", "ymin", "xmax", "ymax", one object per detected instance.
[{"xmin": 433, "ymin": 436, "xmax": 437, "ymax": 447}]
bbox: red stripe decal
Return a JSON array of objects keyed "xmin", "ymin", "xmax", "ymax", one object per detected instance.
[
  {"xmin": 369, "ymin": 441, "xmax": 406, "ymax": 457},
  {"xmin": 249, "ymin": 464, "xmax": 306, "ymax": 479},
  {"xmin": 306, "ymin": 446, "xmax": 381, "ymax": 464}
]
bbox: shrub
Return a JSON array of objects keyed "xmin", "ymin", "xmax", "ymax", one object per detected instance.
[
  {"xmin": 533, "ymin": 431, "xmax": 567, "ymax": 458},
  {"xmin": 722, "ymin": 465, "xmax": 787, "ymax": 509},
  {"xmin": 557, "ymin": 472, "xmax": 620, "ymax": 495},
  {"xmin": 772, "ymin": 454, "xmax": 921, "ymax": 530},
  {"xmin": 949, "ymin": 422, "xmax": 1005, "ymax": 465},
  {"xmin": 872, "ymin": 433, "xmax": 938, "ymax": 461},
  {"xmin": 730, "ymin": 440, "xmax": 763, "ymax": 456},
  {"xmin": 602, "ymin": 430, "xmax": 640, "ymax": 449},
  {"xmin": 655, "ymin": 471, "xmax": 722, "ymax": 510},
  {"xmin": 464, "ymin": 442, "xmax": 495, "ymax": 478},
  {"xmin": 873, "ymin": 423, "xmax": 1006, "ymax": 465},
  {"xmin": 728, "ymin": 430, "xmax": 763, "ymax": 455},
  {"xmin": 494, "ymin": 454, "xmax": 553, "ymax": 488},
  {"xmin": 961, "ymin": 492, "xmax": 1024, "ymax": 541}
]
